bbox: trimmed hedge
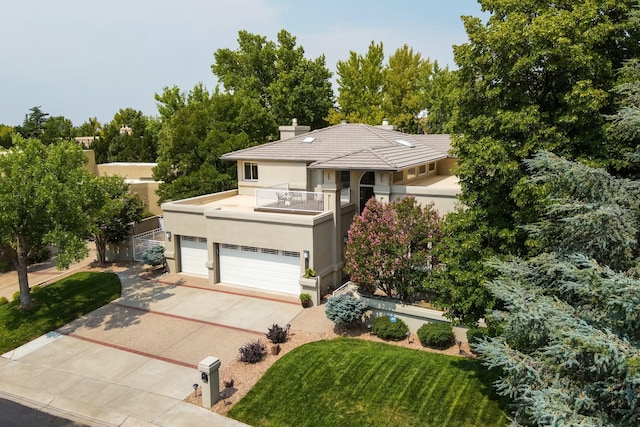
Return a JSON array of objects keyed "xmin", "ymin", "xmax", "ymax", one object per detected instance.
[
  {"xmin": 467, "ymin": 327, "xmax": 491, "ymax": 350},
  {"xmin": 417, "ymin": 323, "xmax": 455, "ymax": 349},
  {"xmin": 371, "ymin": 315, "xmax": 409, "ymax": 341}
]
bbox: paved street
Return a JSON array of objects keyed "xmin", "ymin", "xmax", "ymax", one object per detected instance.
[{"xmin": 0, "ymin": 397, "xmax": 89, "ymax": 426}]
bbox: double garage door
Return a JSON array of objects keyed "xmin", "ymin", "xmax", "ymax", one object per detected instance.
[
  {"xmin": 219, "ymin": 244, "xmax": 301, "ymax": 295},
  {"xmin": 179, "ymin": 237, "xmax": 302, "ymax": 295}
]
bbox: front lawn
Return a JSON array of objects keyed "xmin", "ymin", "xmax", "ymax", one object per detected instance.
[
  {"xmin": 0, "ymin": 272, "xmax": 121, "ymax": 353},
  {"xmin": 229, "ymin": 338, "xmax": 507, "ymax": 427}
]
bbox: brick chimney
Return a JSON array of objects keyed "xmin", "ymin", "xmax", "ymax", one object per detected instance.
[{"xmin": 278, "ymin": 118, "xmax": 310, "ymax": 140}]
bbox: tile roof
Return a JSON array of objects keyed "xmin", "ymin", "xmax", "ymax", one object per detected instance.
[{"xmin": 221, "ymin": 123, "xmax": 453, "ymax": 171}]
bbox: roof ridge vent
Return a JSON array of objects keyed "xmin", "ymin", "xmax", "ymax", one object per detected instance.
[{"xmin": 394, "ymin": 139, "xmax": 415, "ymax": 148}]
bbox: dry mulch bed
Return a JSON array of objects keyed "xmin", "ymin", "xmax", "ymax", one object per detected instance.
[{"xmin": 185, "ymin": 324, "xmax": 474, "ymax": 416}]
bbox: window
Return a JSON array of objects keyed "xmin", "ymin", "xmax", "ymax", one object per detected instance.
[
  {"xmin": 360, "ymin": 171, "xmax": 375, "ymax": 186},
  {"xmin": 243, "ymin": 162, "xmax": 258, "ymax": 181},
  {"xmin": 407, "ymin": 167, "xmax": 416, "ymax": 180},
  {"xmin": 419, "ymin": 165, "xmax": 427, "ymax": 175},
  {"xmin": 428, "ymin": 162, "xmax": 435, "ymax": 172},
  {"xmin": 393, "ymin": 171, "xmax": 404, "ymax": 183},
  {"xmin": 340, "ymin": 170, "xmax": 351, "ymax": 188}
]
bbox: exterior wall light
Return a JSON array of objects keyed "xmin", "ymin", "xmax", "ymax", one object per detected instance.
[{"xmin": 165, "ymin": 231, "xmax": 172, "ymax": 241}]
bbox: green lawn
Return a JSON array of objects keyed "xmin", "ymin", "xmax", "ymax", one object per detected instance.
[
  {"xmin": 229, "ymin": 338, "xmax": 508, "ymax": 427},
  {"xmin": 0, "ymin": 272, "xmax": 121, "ymax": 353}
]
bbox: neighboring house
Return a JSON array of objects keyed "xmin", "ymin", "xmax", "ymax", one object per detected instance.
[
  {"xmin": 83, "ymin": 150, "xmax": 162, "ymax": 216},
  {"xmin": 161, "ymin": 120, "xmax": 460, "ymax": 304}
]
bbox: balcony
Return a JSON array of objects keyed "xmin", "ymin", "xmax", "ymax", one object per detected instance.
[{"xmin": 255, "ymin": 187, "xmax": 324, "ymax": 214}]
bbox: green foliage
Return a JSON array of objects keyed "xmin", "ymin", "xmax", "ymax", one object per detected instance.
[
  {"xmin": 229, "ymin": 338, "xmax": 507, "ymax": 427},
  {"xmin": 0, "ymin": 297, "xmax": 7, "ymax": 306},
  {"xmin": 265, "ymin": 323, "xmax": 289, "ymax": 344},
  {"xmin": 474, "ymin": 151, "xmax": 640, "ymax": 425},
  {"xmin": 212, "ymin": 29, "xmax": 334, "ymax": 132},
  {"xmin": 141, "ymin": 245, "xmax": 166, "ymax": 268},
  {"xmin": 0, "ymin": 124, "xmax": 15, "ymax": 148},
  {"xmin": 345, "ymin": 197, "xmax": 441, "ymax": 301},
  {"xmin": 90, "ymin": 175, "xmax": 145, "ymax": 265},
  {"xmin": 324, "ymin": 294, "xmax": 367, "ymax": 326},
  {"xmin": 304, "ymin": 268, "xmax": 316, "ymax": 278},
  {"xmin": 74, "ymin": 117, "xmax": 101, "ymax": 138},
  {"xmin": 0, "ymin": 272, "xmax": 121, "ymax": 353},
  {"xmin": 371, "ymin": 315, "xmax": 409, "ymax": 341},
  {"xmin": 437, "ymin": 0, "xmax": 640, "ymax": 324},
  {"xmin": 329, "ymin": 42, "xmax": 447, "ymax": 133},
  {"xmin": 238, "ymin": 339, "xmax": 267, "ymax": 364},
  {"xmin": 466, "ymin": 327, "xmax": 489, "ymax": 347},
  {"xmin": 0, "ymin": 136, "xmax": 96, "ymax": 306},
  {"xmin": 417, "ymin": 323, "xmax": 455, "ymax": 349},
  {"xmin": 153, "ymin": 85, "xmax": 266, "ymax": 203},
  {"xmin": 92, "ymin": 108, "xmax": 158, "ymax": 163},
  {"xmin": 16, "ymin": 106, "xmax": 49, "ymax": 139},
  {"xmin": 41, "ymin": 115, "xmax": 74, "ymax": 145}
]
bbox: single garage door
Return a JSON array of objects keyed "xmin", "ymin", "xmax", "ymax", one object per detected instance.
[
  {"xmin": 219, "ymin": 244, "xmax": 301, "ymax": 295},
  {"xmin": 180, "ymin": 236, "xmax": 208, "ymax": 276}
]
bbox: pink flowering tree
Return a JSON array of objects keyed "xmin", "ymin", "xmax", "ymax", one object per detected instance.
[{"xmin": 344, "ymin": 196, "xmax": 441, "ymax": 301}]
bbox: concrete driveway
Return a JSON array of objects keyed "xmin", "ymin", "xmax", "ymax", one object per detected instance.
[{"xmin": 0, "ymin": 265, "xmax": 305, "ymax": 426}]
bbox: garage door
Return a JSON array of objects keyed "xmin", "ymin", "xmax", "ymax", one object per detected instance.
[
  {"xmin": 219, "ymin": 244, "xmax": 301, "ymax": 295},
  {"xmin": 180, "ymin": 236, "xmax": 208, "ymax": 276}
]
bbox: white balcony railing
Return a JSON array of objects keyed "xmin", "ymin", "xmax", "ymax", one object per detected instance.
[{"xmin": 255, "ymin": 188, "xmax": 324, "ymax": 213}]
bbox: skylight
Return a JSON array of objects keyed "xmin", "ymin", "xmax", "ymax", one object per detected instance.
[
  {"xmin": 302, "ymin": 136, "xmax": 315, "ymax": 143},
  {"xmin": 394, "ymin": 139, "xmax": 415, "ymax": 148}
]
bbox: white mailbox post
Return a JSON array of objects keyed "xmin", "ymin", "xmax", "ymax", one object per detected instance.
[{"xmin": 198, "ymin": 356, "xmax": 221, "ymax": 408}]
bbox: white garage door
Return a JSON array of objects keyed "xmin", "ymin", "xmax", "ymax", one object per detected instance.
[
  {"xmin": 180, "ymin": 236, "xmax": 208, "ymax": 276},
  {"xmin": 219, "ymin": 244, "xmax": 301, "ymax": 295}
]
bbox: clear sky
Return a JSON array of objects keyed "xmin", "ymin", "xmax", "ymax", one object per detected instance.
[{"xmin": 0, "ymin": 1, "xmax": 485, "ymax": 127}]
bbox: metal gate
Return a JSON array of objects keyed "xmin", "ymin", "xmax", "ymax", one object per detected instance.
[{"xmin": 133, "ymin": 228, "xmax": 165, "ymax": 261}]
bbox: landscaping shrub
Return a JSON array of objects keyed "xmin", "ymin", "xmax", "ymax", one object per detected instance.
[
  {"xmin": 466, "ymin": 327, "xmax": 489, "ymax": 347},
  {"xmin": 266, "ymin": 323, "xmax": 288, "ymax": 344},
  {"xmin": 142, "ymin": 245, "xmax": 166, "ymax": 268},
  {"xmin": 12, "ymin": 291, "xmax": 20, "ymax": 302},
  {"xmin": 239, "ymin": 339, "xmax": 267, "ymax": 363},
  {"xmin": 371, "ymin": 315, "xmax": 409, "ymax": 341},
  {"xmin": 417, "ymin": 323, "xmax": 455, "ymax": 349},
  {"xmin": 0, "ymin": 297, "xmax": 8, "ymax": 306},
  {"xmin": 325, "ymin": 294, "xmax": 367, "ymax": 326}
]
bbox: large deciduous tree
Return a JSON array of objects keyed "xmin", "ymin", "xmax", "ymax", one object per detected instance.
[
  {"xmin": 89, "ymin": 175, "xmax": 145, "ymax": 265},
  {"xmin": 91, "ymin": 108, "xmax": 159, "ymax": 163},
  {"xmin": 329, "ymin": 43, "xmax": 445, "ymax": 133},
  {"xmin": 0, "ymin": 136, "xmax": 97, "ymax": 307},
  {"xmin": 212, "ymin": 29, "xmax": 334, "ymax": 133},
  {"xmin": 435, "ymin": 0, "xmax": 640, "ymax": 323},
  {"xmin": 474, "ymin": 150, "xmax": 640, "ymax": 425},
  {"xmin": 345, "ymin": 197, "xmax": 441, "ymax": 301},
  {"xmin": 153, "ymin": 85, "xmax": 272, "ymax": 203}
]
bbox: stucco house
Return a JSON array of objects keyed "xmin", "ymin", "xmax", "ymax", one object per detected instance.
[{"xmin": 161, "ymin": 120, "xmax": 460, "ymax": 304}]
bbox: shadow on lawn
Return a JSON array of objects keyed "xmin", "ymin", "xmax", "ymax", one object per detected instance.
[{"xmin": 450, "ymin": 357, "xmax": 512, "ymax": 415}]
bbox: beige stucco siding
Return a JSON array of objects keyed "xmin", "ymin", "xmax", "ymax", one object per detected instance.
[
  {"xmin": 437, "ymin": 158, "xmax": 457, "ymax": 175},
  {"xmin": 95, "ymin": 163, "xmax": 156, "ymax": 180},
  {"xmin": 129, "ymin": 181, "xmax": 161, "ymax": 215},
  {"xmin": 237, "ymin": 160, "xmax": 309, "ymax": 195}
]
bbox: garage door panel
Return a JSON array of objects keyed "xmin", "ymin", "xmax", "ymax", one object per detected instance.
[
  {"xmin": 219, "ymin": 246, "xmax": 301, "ymax": 295},
  {"xmin": 180, "ymin": 236, "xmax": 208, "ymax": 276}
]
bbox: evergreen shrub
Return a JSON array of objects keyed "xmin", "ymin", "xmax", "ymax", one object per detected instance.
[
  {"xmin": 325, "ymin": 294, "xmax": 367, "ymax": 326},
  {"xmin": 417, "ymin": 323, "xmax": 455, "ymax": 349},
  {"xmin": 372, "ymin": 315, "xmax": 409, "ymax": 340}
]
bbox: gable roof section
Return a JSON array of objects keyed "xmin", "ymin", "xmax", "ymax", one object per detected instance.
[{"xmin": 221, "ymin": 123, "xmax": 453, "ymax": 171}]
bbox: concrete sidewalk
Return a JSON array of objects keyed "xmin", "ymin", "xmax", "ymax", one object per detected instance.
[{"xmin": 0, "ymin": 264, "xmax": 315, "ymax": 426}]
